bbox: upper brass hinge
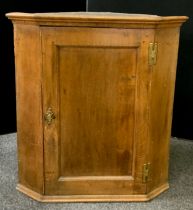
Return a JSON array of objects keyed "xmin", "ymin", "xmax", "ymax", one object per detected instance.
[
  {"xmin": 148, "ymin": 42, "xmax": 158, "ymax": 65},
  {"xmin": 142, "ymin": 163, "xmax": 151, "ymax": 183}
]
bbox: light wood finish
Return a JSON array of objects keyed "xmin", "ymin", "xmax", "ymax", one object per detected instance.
[
  {"xmin": 13, "ymin": 24, "xmax": 44, "ymax": 194},
  {"xmin": 17, "ymin": 183, "xmax": 169, "ymax": 202},
  {"xmin": 41, "ymin": 26, "xmax": 153, "ymax": 196},
  {"xmin": 6, "ymin": 12, "xmax": 187, "ymax": 202},
  {"xmin": 147, "ymin": 27, "xmax": 182, "ymax": 193},
  {"xmin": 6, "ymin": 12, "xmax": 187, "ymax": 28}
]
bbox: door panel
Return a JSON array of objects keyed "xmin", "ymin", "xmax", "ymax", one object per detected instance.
[
  {"xmin": 59, "ymin": 47, "xmax": 136, "ymax": 178},
  {"xmin": 42, "ymin": 27, "xmax": 153, "ymax": 195}
]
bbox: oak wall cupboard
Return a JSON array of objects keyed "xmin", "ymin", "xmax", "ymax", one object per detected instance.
[{"xmin": 6, "ymin": 12, "xmax": 188, "ymax": 202}]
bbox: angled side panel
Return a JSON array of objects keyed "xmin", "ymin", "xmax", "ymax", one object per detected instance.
[
  {"xmin": 147, "ymin": 27, "xmax": 181, "ymax": 192},
  {"xmin": 14, "ymin": 24, "xmax": 44, "ymax": 194}
]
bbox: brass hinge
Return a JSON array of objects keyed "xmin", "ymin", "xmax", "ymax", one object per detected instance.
[
  {"xmin": 148, "ymin": 42, "xmax": 158, "ymax": 65},
  {"xmin": 142, "ymin": 163, "xmax": 151, "ymax": 183}
]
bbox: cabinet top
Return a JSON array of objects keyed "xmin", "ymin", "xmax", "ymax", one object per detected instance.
[{"xmin": 6, "ymin": 12, "xmax": 188, "ymax": 28}]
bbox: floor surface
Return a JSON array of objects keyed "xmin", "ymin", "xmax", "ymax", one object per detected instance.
[{"xmin": 0, "ymin": 133, "xmax": 193, "ymax": 210}]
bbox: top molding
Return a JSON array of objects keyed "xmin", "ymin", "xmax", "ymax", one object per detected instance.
[{"xmin": 6, "ymin": 12, "xmax": 188, "ymax": 28}]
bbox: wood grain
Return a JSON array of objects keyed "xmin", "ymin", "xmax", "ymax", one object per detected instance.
[
  {"xmin": 41, "ymin": 27, "xmax": 152, "ymax": 195},
  {"xmin": 17, "ymin": 183, "xmax": 169, "ymax": 202},
  {"xmin": 13, "ymin": 24, "xmax": 44, "ymax": 194},
  {"xmin": 6, "ymin": 12, "xmax": 188, "ymax": 29},
  {"xmin": 147, "ymin": 27, "xmax": 181, "ymax": 193},
  {"xmin": 59, "ymin": 46, "xmax": 136, "ymax": 177},
  {"xmin": 7, "ymin": 12, "xmax": 188, "ymax": 201}
]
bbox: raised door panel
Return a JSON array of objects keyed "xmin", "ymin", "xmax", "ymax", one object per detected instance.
[
  {"xmin": 59, "ymin": 46, "xmax": 136, "ymax": 178},
  {"xmin": 41, "ymin": 27, "xmax": 153, "ymax": 195}
]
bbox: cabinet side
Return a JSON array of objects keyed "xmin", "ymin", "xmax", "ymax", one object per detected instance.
[
  {"xmin": 147, "ymin": 27, "xmax": 181, "ymax": 193},
  {"xmin": 13, "ymin": 24, "xmax": 44, "ymax": 194}
]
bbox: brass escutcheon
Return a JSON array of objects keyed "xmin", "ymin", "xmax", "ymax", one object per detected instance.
[{"xmin": 44, "ymin": 107, "xmax": 56, "ymax": 125}]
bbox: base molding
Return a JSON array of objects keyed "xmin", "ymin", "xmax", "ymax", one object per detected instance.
[{"xmin": 16, "ymin": 183, "xmax": 169, "ymax": 202}]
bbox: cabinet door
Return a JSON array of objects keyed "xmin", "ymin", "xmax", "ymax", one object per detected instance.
[{"xmin": 42, "ymin": 27, "xmax": 153, "ymax": 196}]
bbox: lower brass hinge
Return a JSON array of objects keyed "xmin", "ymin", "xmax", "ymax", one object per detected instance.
[
  {"xmin": 148, "ymin": 42, "xmax": 158, "ymax": 65},
  {"xmin": 143, "ymin": 163, "xmax": 151, "ymax": 183}
]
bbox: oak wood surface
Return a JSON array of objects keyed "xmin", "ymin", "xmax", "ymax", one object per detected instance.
[
  {"xmin": 147, "ymin": 27, "xmax": 181, "ymax": 193},
  {"xmin": 16, "ymin": 183, "xmax": 169, "ymax": 202},
  {"xmin": 6, "ymin": 12, "xmax": 188, "ymax": 28},
  {"xmin": 13, "ymin": 24, "xmax": 44, "ymax": 194},
  {"xmin": 41, "ymin": 27, "xmax": 152, "ymax": 195},
  {"xmin": 6, "ymin": 12, "xmax": 188, "ymax": 202},
  {"xmin": 58, "ymin": 47, "xmax": 135, "ymax": 177}
]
